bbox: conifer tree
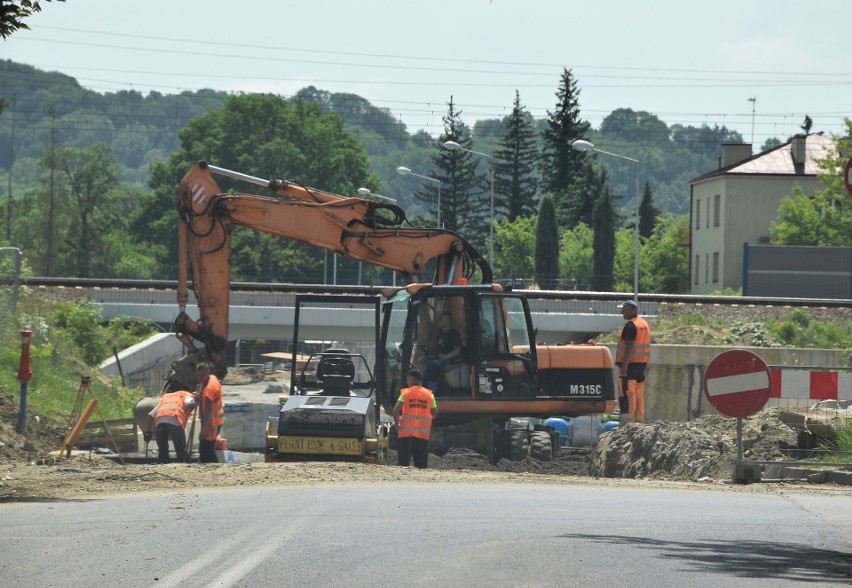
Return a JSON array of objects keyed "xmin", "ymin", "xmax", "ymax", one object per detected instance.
[
  {"xmin": 493, "ymin": 91, "xmax": 539, "ymax": 221},
  {"xmin": 591, "ymin": 185, "xmax": 616, "ymax": 292},
  {"xmin": 638, "ymin": 181, "xmax": 659, "ymax": 240},
  {"xmin": 541, "ymin": 68, "xmax": 591, "ymax": 222},
  {"xmin": 416, "ymin": 96, "xmax": 487, "ymax": 239},
  {"xmin": 535, "ymin": 196, "xmax": 560, "ymax": 290}
]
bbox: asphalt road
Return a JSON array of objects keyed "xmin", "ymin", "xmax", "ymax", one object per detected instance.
[{"xmin": 2, "ymin": 484, "xmax": 850, "ymax": 587}]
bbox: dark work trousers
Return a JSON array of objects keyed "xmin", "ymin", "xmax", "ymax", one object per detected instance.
[
  {"xmin": 198, "ymin": 439, "xmax": 218, "ymax": 463},
  {"xmin": 155, "ymin": 423, "xmax": 186, "ymax": 464},
  {"xmin": 397, "ymin": 435, "xmax": 429, "ymax": 469}
]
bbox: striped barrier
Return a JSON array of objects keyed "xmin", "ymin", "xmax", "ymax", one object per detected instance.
[{"xmin": 769, "ymin": 368, "xmax": 852, "ymax": 403}]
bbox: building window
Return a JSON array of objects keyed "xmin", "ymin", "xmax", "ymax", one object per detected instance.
[
  {"xmin": 705, "ymin": 253, "xmax": 709, "ymax": 284},
  {"xmin": 713, "ymin": 194, "xmax": 720, "ymax": 227},
  {"xmin": 695, "ymin": 199, "xmax": 701, "ymax": 230},
  {"xmin": 706, "ymin": 198, "xmax": 710, "ymax": 228},
  {"xmin": 694, "ymin": 255, "xmax": 700, "ymax": 285},
  {"xmin": 712, "ymin": 252, "xmax": 719, "ymax": 283}
]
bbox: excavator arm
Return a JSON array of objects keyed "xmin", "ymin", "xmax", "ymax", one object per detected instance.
[{"xmin": 167, "ymin": 161, "xmax": 490, "ymax": 390}]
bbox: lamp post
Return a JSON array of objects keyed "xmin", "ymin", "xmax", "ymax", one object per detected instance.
[
  {"xmin": 396, "ymin": 166, "xmax": 441, "ymax": 227},
  {"xmin": 442, "ymin": 140, "xmax": 496, "ymax": 267},
  {"xmin": 571, "ymin": 139, "xmax": 640, "ymax": 302}
]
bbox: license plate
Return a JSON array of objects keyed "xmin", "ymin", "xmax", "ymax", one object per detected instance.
[{"xmin": 278, "ymin": 436, "xmax": 363, "ymax": 456}]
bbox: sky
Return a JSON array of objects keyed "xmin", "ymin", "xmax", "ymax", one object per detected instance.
[{"xmin": 3, "ymin": 0, "xmax": 852, "ymax": 148}]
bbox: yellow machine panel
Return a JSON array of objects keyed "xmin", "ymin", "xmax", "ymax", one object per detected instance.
[{"xmin": 277, "ymin": 436, "xmax": 363, "ymax": 456}]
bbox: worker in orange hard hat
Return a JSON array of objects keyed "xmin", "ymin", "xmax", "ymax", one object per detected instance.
[
  {"xmin": 615, "ymin": 300, "xmax": 651, "ymax": 423},
  {"xmin": 145, "ymin": 390, "xmax": 196, "ymax": 463},
  {"xmin": 393, "ymin": 368, "xmax": 439, "ymax": 468}
]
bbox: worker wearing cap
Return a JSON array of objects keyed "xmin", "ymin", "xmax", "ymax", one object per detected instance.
[
  {"xmin": 393, "ymin": 368, "xmax": 439, "ymax": 468},
  {"xmin": 145, "ymin": 390, "xmax": 196, "ymax": 463},
  {"xmin": 195, "ymin": 362, "xmax": 224, "ymax": 463},
  {"xmin": 615, "ymin": 300, "xmax": 651, "ymax": 423}
]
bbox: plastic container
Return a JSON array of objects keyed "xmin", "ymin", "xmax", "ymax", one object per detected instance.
[
  {"xmin": 214, "ymin": 437, "xmax": 228, "ymax": 450},
  {"xmin": 227, "ymin": 449, "xmax": 234, "ymax": 464},
  {"xmin": 544, "ymin": 417, "xmax": 569, "ymax": 447},
  {"xmin": 569, "ymin": 415, "xmax": 603, "ymax": 447},
  {"xmin": 603, "ymin": 420, "xmax": 620, "ymax": 433}
]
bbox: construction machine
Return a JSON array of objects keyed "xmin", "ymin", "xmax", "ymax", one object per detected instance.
[{"xmin": 167, "ymin": 161, "xmax": 615, "ymax": 463}]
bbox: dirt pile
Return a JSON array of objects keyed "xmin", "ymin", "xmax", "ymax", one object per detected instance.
[
  {"xmin": 591, "ymin": 408, "xmax": 798, "ymax": 480},
  {"xmin": 0, "ymin": 392, "xmax": 66, "ymax": 465}
]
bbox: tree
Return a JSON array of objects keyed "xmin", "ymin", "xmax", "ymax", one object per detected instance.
[
  {"xmin": 535, "ymin": 196, "xmax": 559, "ymax": 289},
  {"xmin": 638, "ymin": 181, "xmax": 659, "ymax": 240},
  {"xmin": 562, "ymin": 161, "xmax": 603, "ymax": 228},
  {"xmin": 591, "ymin": 186, "xmax": 616, "ymax": 291},
  {"xmin": 1, "ymin": 1, "xmax": 65, "ymax": 39},
  {"xmin": 494, "ymin": 216, "xmax": 536, "ymax": 282},
  {"xmin": 143, "ymin": 93, "xmax": 378, "ymax": 282},
  {"xmin": 771, "ymin": 118, "xmax": 852, "ymax": 247},
  {"xmin": 559, "ymin": 223, "xmax": 594, "ymax": 290},
  {"xmin": 417, "ymin": 97, "xmax": 487, "ymax": 240},
  {"xmin": 493, "ymin": 91, "xmax": 538, "ymax": 221},
  {"xmin": 640, "ymin": 215, "xmax": 689, "ymax": 293},
  {"xmin": 540, "ymin": 68, "xmax": 590, "ymax": 212}
]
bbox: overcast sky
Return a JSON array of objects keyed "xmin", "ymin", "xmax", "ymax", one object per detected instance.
[{"xmin": 4, "ymin": 0, "xmax": 851, "ymax": 148}]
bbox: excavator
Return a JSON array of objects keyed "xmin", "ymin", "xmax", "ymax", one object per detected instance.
[{"xmin": 167, "ymin": 161, "xmax": 615, "ymax": 463}]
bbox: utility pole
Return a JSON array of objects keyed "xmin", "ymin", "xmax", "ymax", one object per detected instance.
[
  {"xmin": 46, "ymin": 104, "xmax": 57, "ymax": 275},
  {"xmin": 748, "ymin": 97, "xmax": 757, "ymax": 147}
]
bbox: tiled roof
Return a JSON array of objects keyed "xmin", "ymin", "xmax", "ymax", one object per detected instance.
[{"xmin": 692, "ymin": 133, "xmax": 835, "ymax": 183}]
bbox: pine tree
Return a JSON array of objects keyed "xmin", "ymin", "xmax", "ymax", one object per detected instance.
[
  {"xmin": 535, "ymin": 196, "xmax": 560, "ymax": 290},
  {"xmin": 591, "ymin": 186, "xmax": 616, "ymax": 292},
  {"xmin": 493, "ymin": 91, "xmax": 539, "ymax": 221},
  {"xmin": 562, "ymin": 161, "xmax": 602, "ymax": 228},
  {"xmin": 416, "ymin": 96, "xmax": 488, "ymax": 240},
  {"xmin": 638, "ymin": 181, "xmax": 659, "ymax": 240},
  {"xmin": 541, "ymin": 68, "xmax": 591, "ymax": 217}
]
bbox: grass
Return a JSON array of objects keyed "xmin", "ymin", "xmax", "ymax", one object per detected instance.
[
  {"xmin": 0, "ymin": 291, "xmax": 154, "ymax": 425},
  {"xmin": 819, "ymin": 425, "xmax": 852, "ymax": 465}
]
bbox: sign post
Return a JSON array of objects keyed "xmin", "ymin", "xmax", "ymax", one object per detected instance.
[{"xmin": 703, "ymin": 349, "xmax": 772, "ymax": 483}]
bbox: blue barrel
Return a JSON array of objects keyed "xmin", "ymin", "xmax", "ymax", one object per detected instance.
[
  {"xmin": 544, "ymin": 417, "xmax": 569, "ymax": 447},
  {"xmin": 603, "ymin": 420, "xmax": 620, "ymax": 433}
]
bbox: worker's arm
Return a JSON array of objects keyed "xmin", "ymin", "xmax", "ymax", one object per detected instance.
[
  {"xmin": 430, "ymin": 395, "xmax": 439, "ymax": 419},
  {"xmin": 392, "ymin": 401, "xmax": 404, "ymax": 427},
  {"xmin": 620, "ymin": 340, "xmax": 636, "ymax": 376},
  {"xmin": 439, "ymin": 330, "xmax": 462, "ymax": 362}
]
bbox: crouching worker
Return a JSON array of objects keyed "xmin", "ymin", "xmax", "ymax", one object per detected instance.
[
  {"xmin": 145, "ymin": 390, "xmax": 196, "ymax": 464},
  {"xmin": 393, "ymin": 368, "xmax": 439, "ymax": 469}
]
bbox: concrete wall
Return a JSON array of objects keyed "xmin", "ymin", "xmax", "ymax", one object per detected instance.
[
  {"xmin": 626, "ymin": 344, "xmax": 850, "ymax": 422},
  {"xmin": 99, "ymin": 333, "xmax": 185, "ymax": 396}
]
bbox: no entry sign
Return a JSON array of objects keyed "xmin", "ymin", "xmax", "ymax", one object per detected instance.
[{"xmin": 704, "ymin": 350, "xmax": 772, "ymax": 418}]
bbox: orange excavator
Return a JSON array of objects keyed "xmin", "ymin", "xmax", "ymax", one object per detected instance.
[{"xmin": 168, "ymin": 161, "xmax": 615, "ymax": 463}]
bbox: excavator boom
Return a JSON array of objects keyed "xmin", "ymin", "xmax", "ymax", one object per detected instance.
[{"xmin": 169, "ymin": 161, "xmax": 490, "ymax": 390}]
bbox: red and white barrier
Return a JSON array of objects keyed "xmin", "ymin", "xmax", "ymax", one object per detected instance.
[{"xmin": 770, "ymin": 369, "xmax": 852, "ymax": 402}]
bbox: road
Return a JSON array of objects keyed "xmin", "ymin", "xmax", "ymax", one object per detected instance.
[{"xmin": 1, "ymin": 484, "xmax": 850, "ymax": 587}]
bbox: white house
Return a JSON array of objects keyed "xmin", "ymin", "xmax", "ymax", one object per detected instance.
[{"xmin": 688, "ymin": 133, "xmax": 835, "ymax": 294}]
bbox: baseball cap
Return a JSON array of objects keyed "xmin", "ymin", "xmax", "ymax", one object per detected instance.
[
  {"xmin": 619, "ymin": 300, "xmax": 638, "ymax": 309},
  {"xmin": 407, "ymin": 368, "xmax": 423, "ymax": 380}
]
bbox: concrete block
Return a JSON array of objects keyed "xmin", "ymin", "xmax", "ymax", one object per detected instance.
[
  {"xmin": 781, "ymin": 467, "xmax": 807, "ymax": 480},
  {"xmin": 733, "ymin": 462, "xmax": 762, "ymax": 484},
  {"xmin": 763, "ymin": 464, "xmax": 786, "ymax": 479},
  {"xmin": 826, "ymin": 470, "xmax": 852, "ymax": 486},
  {"xmin": 806, "ymin": 471, "xmax": 828, "ymax": 484}
]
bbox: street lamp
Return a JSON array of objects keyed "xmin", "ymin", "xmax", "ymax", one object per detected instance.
[
  {"xmin": 571, "ymin": 139, "xmax": 640, "ymax": 302},
  {"xmin": 442, "ymin": 140, "xmax": 496, "ymax": 267},
  {"xmin": 396, "ymin": 166, "xmax": 441, "ymax": 227}
]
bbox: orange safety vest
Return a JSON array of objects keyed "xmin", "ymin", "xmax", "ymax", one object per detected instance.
[
  {"xmin": 616, "ymin": 316, "xmax": 651, "ymax": 364},
  {"xmin": 397, "ymin": 386, "xmax": 436, "ymax": 440},
  {"xmin": 199, "ymin": 375, "xmax": 224, "ymax": 440},
  {"xmin": 154, "ymin": 391, "xmax": 194, "ymax": 428}
]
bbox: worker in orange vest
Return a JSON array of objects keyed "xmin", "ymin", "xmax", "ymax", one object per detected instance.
[
  {"xmin": 145, "ymin": 390, "xmax": 196, "ymax": 463},
  {"xmin": 195, "ymin": 362, "xmax": 224, "ymax": 463},
  {"xmin": 615, "ymin": 300, "xmax": 651, "ymax": 423},
  {"xmin": 393, "ymin": 368, "xmax": 439, "ymax": 468}
]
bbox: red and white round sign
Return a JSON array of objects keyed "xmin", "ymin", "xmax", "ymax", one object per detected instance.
[{"xmin": 703, "ymin": 349, "xmax": 772, "ymax": 418}]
